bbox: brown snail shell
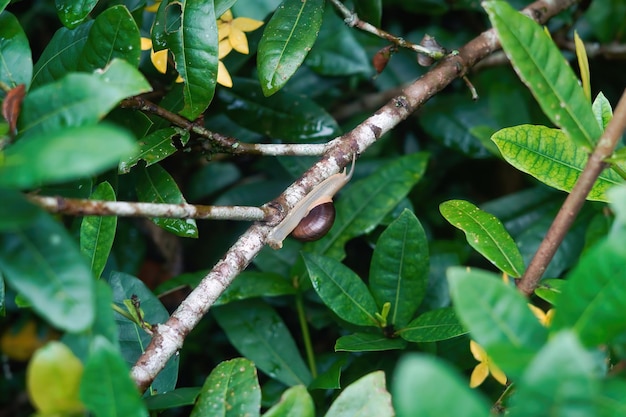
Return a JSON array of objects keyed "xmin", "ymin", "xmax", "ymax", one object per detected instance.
[{"xmin": 291, "ymin": 202, "xmax": 335, "ymax": 242}]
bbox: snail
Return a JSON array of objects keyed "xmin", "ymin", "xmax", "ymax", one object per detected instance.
[{"xmin": 267, "ymin": 155, "xmax": 355, "ymax": 249}]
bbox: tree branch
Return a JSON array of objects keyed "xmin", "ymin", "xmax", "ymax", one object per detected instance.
[
  {"xmin": 28, "ymin": 195, "xmax": 269, "ymax": 221},
  {"xmin": 130, "ymin": 0, "xmax": 579, "ymax": 392},
  {"xmin": 517, "ymin": 88, "xmax": 626, "ymax": 296}
]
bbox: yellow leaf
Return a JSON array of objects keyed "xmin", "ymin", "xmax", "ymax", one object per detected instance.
[
  {"xmin": 27, "ymin": 341, "xmax": 85, "ymax": 414},
  {"xmin": 574, "ymin": 31, "xmax": 591, "ymax": 102},
  {"xmin": 140, "ymin": 37, "xmax": 153, "ymax": 51},
  {"xmin": 217, "ymin": 61, "xmax": 233, "ymax": 87}
]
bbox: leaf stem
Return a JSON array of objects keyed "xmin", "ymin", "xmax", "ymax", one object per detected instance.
[
  {"xmin": 518, "ymin": 88, "xmax": 626, "ymax": 295},
  {"xmin": 295, "ymin": 283, "xmax": 317, "ymax": 379}
]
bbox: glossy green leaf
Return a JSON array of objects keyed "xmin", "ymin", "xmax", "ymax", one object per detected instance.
[
  {"xmin": 309, "ymin": 153, "xmax": 429, "ymax": 260},
  {"xmin": 0, "ymin": 11, "xmax": 33, "ymax": 89},
  {"xmin": 551, "ymin": 233, "xmax": 626, "ymax": 347},
  {"xmin": 186, "ymin": 161, "xmax": 241, "ymax": 201},
  {"xmin": 592, "ymin": 92, "xmax": 612, "ymax": 130},
  {"xmin": 325, "ymin": 371, "xmax": 393, "ymax": 417},
  {"xmin": 27, "ymin": 341, "xmax": 85, "ymax": 415},
  {"xmin": 306, "ymin": 8, "xmax": 370, "ymax": 77},
  {"xmin": 492, "ymin": 125, "xmax": 624, "ymax": 202},
  {"xmin": 215, "ymin": 0, "xmax": 237, "ymax": 17},
  {"xmin": 392, "ymin": 354, "xmax": 490, "ymax": 417},
  {"xmin": 135, "ymin": 164, "xmax": 198, "ymax": 238},
  {"xmin": 214, "ymin": 271, "xmax": 296, "ymax": 306},
  {"xmin": 0, "ymin": 212, "xmax": 95, "ymax": 332},
  {"xmin": 399, "ymin": 307, "xmax": 467, "ymax": 343},
  {"xmin": 334, "ymin": 333, "xmax": 407, "ymax": 352},
  {"xmin": 600, "ymin": 378, "xmax": 626, "ymax": 416},
  {"xmin": 108, "ymin": 272, "xmax": 179, "ymax": 394},
  {"xmin": 77, "ymin": 5, "xmax": 141, "ymax": 71},
  {"xmin": 191, "ymin": 358, "xmax": 260, "ymax": 417},
  {"xmin": 508, "ymin": 331, "xmax": 599, "ymax": 417},
  {"xmin": 303, "ymin": 252, "xmax": 379, "ymax": 327},
  {"xmin": 20, "ymin": 60, "xmax": 150, "ymax": 137},
  {"xmin": 80, "ymin": 182, "xmax": 117, "ymax": 279},
  {"xmin": 534, "ymin": 278, "xmax": 567, "ymax": 306},
  {"xmin": 585, "ymin": 0, "xmax": 626, "ymax": 44},
  {"xmin": 31, "ymin": 23, "xmax": 92, "ymax": 88},
  {"xmin": 440, "ymin": 199, "xmax": 525, "ymax": 277},
  {"xmin": 447, "ymin": 267, "xmax": 548, "ymax": 379},
  {"xmin": 55, "ymin": 0, "xmax": 98, "ymax": 28},
  {"xmin": 145, "ymin": 387, "xmax": 200, "ymax": 411},
  {"xmin": 263, "ymin": 385, "xmax": 314, "ymax": 417},
  {"xmin": 213, "ymin": 300, "xmax": 312, "ymax": 387},
  {"xmin": 484, "ymin": 1, "xmax": 602, "ymax": 149},
  {"xmin": 219, "ymin": 78, "xmax": 340, "ymax": 141},
  {"xmin": 119, "ymin": 127, "xmax": 190, "ymax": 174},
  {"xmin": 257, "ymin": 0, "xmax": 324, "ymax": 95},
  {"xmin": 165, "ymin": 0, "xmax": 218, "ymax": 119},
  {"xmin": 80, "ymin": 336, "xmax": 148, "ymax": 417},
  {"xmin": 370, "ymin": 209, "xmax": 429, "ymax": 328},
  {"xmin": 0, "ymin": 123, "xmax": 137, "ymax": 189},
  {"xmin": 308, "ymin": 355, "xmax": 346, "ymax": 390},
  {"xmin": 62, "ymin": 280, "xmax": 119, "ymax": 363},
  {"xmin": 0, "ymin": 188, "xmax": 41, "ymax": 230}
]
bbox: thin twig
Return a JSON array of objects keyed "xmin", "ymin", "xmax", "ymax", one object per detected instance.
[
  {"xmin": 518, "ymin": 88, "xmax": 626, "ymax": 296},
  {"xmin": 121, "ymin": 97, "xmax": 328, "ymax": 156},
  {"xmin": 328, "ymin": 0, "xmax": 447, "ymax": 59},
  {"xmin": 130, "ymin": 0, "xmax": 579, "ymax": 392},
  {"xmin": 29, "ymin": 195, "xmax": 269, "ymax": 221}
]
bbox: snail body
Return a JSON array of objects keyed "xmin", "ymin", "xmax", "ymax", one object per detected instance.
[{"xmin": 268, "ymin": 155, "xmax": 355, "ymax": 249}]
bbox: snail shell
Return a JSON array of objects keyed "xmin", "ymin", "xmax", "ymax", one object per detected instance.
[{"xmin": 291, "ymin": 200, "xmax": 335, "ymax": 241}]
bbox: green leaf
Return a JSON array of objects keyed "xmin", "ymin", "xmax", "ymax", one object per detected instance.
[
  {"xmin": 80, "ymin": 182, "xmax": 117, "ymax": 279},
  {"xmin": 440, "ymin": 199, "xmax": 525, "ymax": 277},
  {"xmin": 119, "ymin": 127, "xmax": 190, "ymax": 173},
  {"xmin": 0, "ymin": 188, "xmax": 41, "ymax": 230},
  {"xmin": 306, "ymin": 7, "xmax": 371, "ymax": 77},
  {"xmin": 370, "ymin": 209, "xmax": 429, "ymax": 328},
  {"xmin": 145, "ymin": 387, "xmax": 200, "ymax": 411},
  {"xmin": 354, "ymin": 0, "xmax": 382, "ymax": 26},
  {"xmin": 257, "ymin": 0, "xmax": 325, "ymax": 96},
  {"xmin": 0, "ymin": 123, "xmax": 137, "ymax": 189},
  {"xmin": 80, "ymin": 336, "xmax": 148, "ymax": 417},
  {"xmin": 77, "ymin": 5, "xmax": 141, "ymax": 71},
  {"xmin": 585, "ymin": 0, "xmax": 626, "ymax": 44},
  {"xmin": 492, "ymin": 125, "xmax": 624, "ymax": 202},
  {"xmin": 0, "ymin": 212, "xmax": 95, "ymax": 332},
  {"xmin": 20, "ymin": 60, "xmax": 151, "ymax": 137},
  {"xmin": 303, "ymin": 252, "xmax": 379, "ymax": 327},
  {"xmin": 392, "ymin": 354, "xmax": 490, "ymax": 417},
  {"xmin": 135, "ymin": 164, "xmax": 198, "ymax": 237},
  {"xmin": 308, "ymin": 153, "xmax": 429, "ymax": 260},
  {"xmin": 263, "ymin": 385, "xmax": 314, "ymax": 417},
  {"xmin": 334, "ymin": 333, "xmax": 407, "ymax": 352},
  {"xmin": 214, "ymin": 271, "xmax": 296, "ymax": 306},
  {"xmin": 534, "ymin": 278, "xmax": 567, "ymax": 306},
  {"xmin": 186, "ymin": 161, "xmax": 241, "ymax": 201},
  {"xmin": 165, "ymin": 0, "xmax": 218, "ymax": 119},
  {"xmin": 191, "ymin": 358, "xmax": 260, "ymax": 417},
  {"xmin": 592, "ymin": 92, "xmax": 612, "ymax": 130},
  {"xmin": 308, "ymin": 355, "xmax": 346, "ymax": 390},
  {"xmin": 27, "ymin": 341, "xmax": 85, "ymax": 415},
  {"xmin": 55, "ymin": 0, "xmax": 98, "ymax": 28},
  {"xmin": 484, "ymin": 1, "xmax": 603, "ymax": 149},
  {"xmin": 447, "ymin": 267, "xmax": 548, "ymax": 379},
  {"xmin": 108, "ymin": 272, "xmax": 179, "ymax": 394},
  {"xmin": 31, "ymin": 23, "xmax": 92, "ymax": 88},
  {"xmin": 399, "ymin": 307, "xmax": 467, "ymax": 343},
  {"xmin": 213, "ymin": 300, "xmax": 312, "ymax": 387},
  {"xmin": 507, "ymin": 331, "xmax": 600, "ymax": 417},
  {"xmin": 0, "ymin": 11, "xmax": 33, "ymax": 89},
  {"xmin": 219, "ymin": 78, "xmax": 340, "ymax": 142},
  {"xmin": 551, "ymin": 234, "xmax": 626, "ymax": 347},
  {"xmin": 325, "ymin": 371, "xmax": 393, "ymax": 417}
]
